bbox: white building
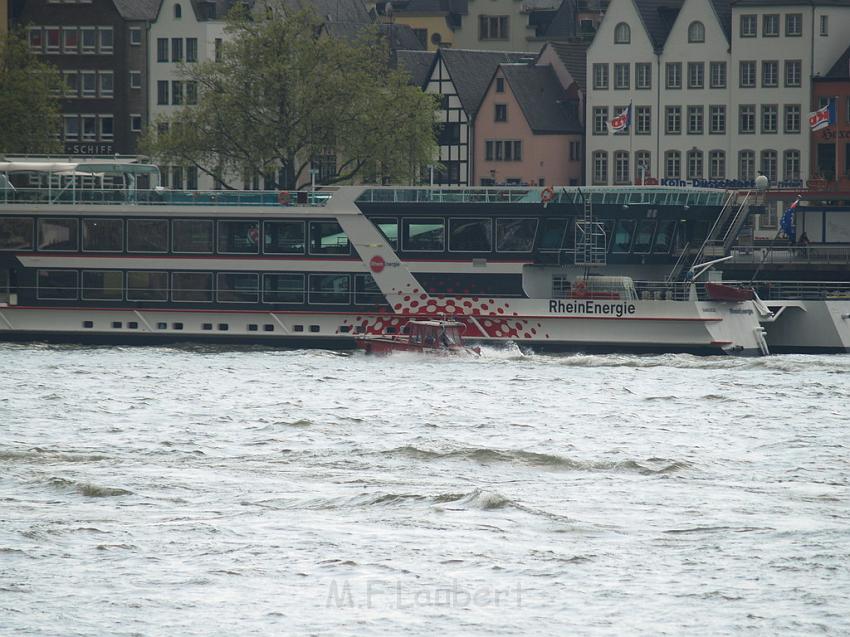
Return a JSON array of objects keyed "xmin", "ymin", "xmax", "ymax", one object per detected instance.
[
  {"xmin": 585, "ymin": 0, "xmax": 850, "ymax": 191},
  {"xmin": 149, "ymin": 0, "xmax": 232, "ymax": 190}
]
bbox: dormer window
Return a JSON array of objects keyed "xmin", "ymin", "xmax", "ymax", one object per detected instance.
[
  {"xmin": 614, "ymin": 22, "xmax": 630, "ymax": 44},
  {"xmin": 688, "ymin": 21, "xmax": 705, "ymax": 43},
  {"xmin": 175, "ymin": 3, "xmax": 182, "ymax": 18}
]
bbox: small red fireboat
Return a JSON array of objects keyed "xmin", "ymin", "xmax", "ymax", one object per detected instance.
[{"xmin": 355, "ymin": 319, "xmax": 481, "ymax": 356}]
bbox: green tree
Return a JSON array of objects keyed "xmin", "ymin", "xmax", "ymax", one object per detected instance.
[
  {"xmin": 141, "ymin": 6, "xmax": 438, "ymax": 189},
  {"xmin": 0, "ymin": 29, "xmax": 62, "ymax": 154}
]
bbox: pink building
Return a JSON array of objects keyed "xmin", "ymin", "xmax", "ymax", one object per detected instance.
[{"xmin": 475, "ymin": 63, "xmax": 583, "ymax": 187}]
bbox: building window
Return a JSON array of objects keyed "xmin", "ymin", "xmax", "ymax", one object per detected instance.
[
  {"xmin": 81, "ymin": 27, "xmax": 95, "ymax": 53},
  {"xmin": 186, "ymin": 38, "xmax": 198, "ymax": 63},
  {"xmin": 763, "ymin": 14, "xmax": 779, "ymax": 37},
  {"xmin": 784, "ymin": 104, "xmax": 801, "ymax": 133},
  {"xmin": 81, "ymin": 71, "xmax": 96, "ymax": 97},
  {"xmin": 761, "ymin": 150, "xmax": 778, "ymax": 182},
  {"xmin": 785, "ymin": 60, "xmax": 801, "ymax": 87},
  {"xmin": 592, "ymin": 106, "xmax": 608, "ymax": 134},
  {"xmin": 762, "ymin": 61, "xmax": 778, "ymax": 87},
  {"xmin": 99, "ymin": 71, "xmax": 114, "ymax": 98},
  {"xmin": 175, "ymin": 3, "xmax": 182, "ymax": 18},
  {"xmin": 740, "ymin": 61, "xmax": 756, "ymax": 88},
  {"xmin": 496, "ymin": 77, "xmax": 504, "ymax": 93},
  {"xmin": 739, "ymin": 104, "xmax": 755, "ymax": 134},
  {"xmin": 494, "ymin": 103, "xmax": 507, "ymax": 122},
  {"xmin": 81, "ymin": 115, "xmax": 97, "ymax": 140},
  {"xmin": 479, "ymin": 15, "xmax": 508, "ymax": 40},
  {"xmin": 709, "ymin": 105, "xmax": 726, "ymax": 134},
  {"xmin": 785, "ymin": 13, "xmax": 802, "ymax": 37},
  {"xmin": 687, "ymin": 62, "xmax": 704, "ymax": 89},
  {"xmin": 215, "ymin": 38, "xmax": 223, "ymax": 62},
  {"xmin": 28, "ymin": 28, "xmax": 43, "ymax": 53},
  {"xmin": 666, "ymin": 63, "xmax": 681, "ymax": 89},
  {"xmin": 63, "ymin": 71, "xmax": 79, "ymax": 97},
  {"xmin": 740, "ymin": 14, "xmax": 757, "ymax": 37},
  {"xmin": 62, "ymin": 27, "xmax": 78, "ymax": 53},
  {"xmin": 130, "ymin": 27, "xmax": 141, "ymax": 46},
  {"xmin": 664, "ymin": 151, "xmax": 681, "ymax": 179},
  {"xmin": 569, "ymin": 140, "xmax": 581, "ymax": 161},
  {"xmin": 485, "ymin": 140, "xmax": 522, "ymax": 161},
  {"xmin": 710, "ymin": 62, "xmax": 726, "ymax": 88},
  {"xmin": 157, "ymin": 38, "xmax": 168, "ymax": 62},
  {"xmin": 99, "ymin": 115, "xmax": 114, "ymax": 141},
  {"xmin": 593, "ymin": 63, "xmax": 608, "ymax": 90},
  {"xmin": 614, "ymin": 63, "xmax": 629, "ymax": 89},
  {"xmin": 738, "ymin": 150, "xmax": 755, "ymax": 180},
  {"xmin": 709, "ymin": 150, "xmax": 725, "ymax": 179},
  {"xmin": 635, "ymin": 106, "xmax": 651, "ymax": 135},
  {"xmin": 665, "ymin": 106, "xmax": 681, "ymax": 134},
  {"xmin": 129, "ymin": 70, "xmax": 141, "ymax": 90},
  {"xmin": 635, "ymin": 151, "xmax": 650, "ymax": 182},
  {"xmin": 613, "ymin": 151, "xmax": 629, "ymax": 184},
  {"xmin": 186, "ymin": 81, "xmax": 198, "ymax": 105},
  {"xmin": 130, "ymin": 114, "xmax": 142, "ymax": 132},
  {"xmin": 783, "ymin": 150, "xmax": 801, "ymax": 180},
  {"xmin": 45, "ymin": 27, "xmax": 59, "ymax": 53},
  {"xmin": 820, "ymin": 15, "xmax": 828, "ymax": 36},
  {"xmin": 64, "ymin": 115, "xmax": 79, "ymax": 140},
  {"xmin": 172, "ymin": 81, "xmax": 183, "ymax": 105},
  {"xmin": 687, "ymin": 105, "xmax": 703, "ymax": 134},
  {"xmin": 636, "ymin": 63, "xmax": 651, "ymax": 89},
  {"xmin": 761, "ymin": 105, "xmax": 778, "ymax": 134},
  {"xmin": 157, "ymin": 80, "xmax": 168, "ymax": 105},
  {"xmin": 614, "ymin": 22, "xmax": 630, "ymax": 43},
  {"xmin": 99, "ymin": 27, "xmax": 113, "ymax": 53},
  {"xmin": 688, "ymin": 21, "xmax": 705, "ymax": 43},
  {"xmin": 171, "ymin": 38, "xmax": 183, "ymax": 63},
  {"xmin": 687, "ymin": 149, "xmax": 703, "ymax": 179},
  {"xmin": 592, "ymin": 151, "xmax": 608, "ymax": 185}
]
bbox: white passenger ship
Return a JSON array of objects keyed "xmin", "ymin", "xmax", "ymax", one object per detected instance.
[{"xmin": 0, "ymin": 159, "xmax": 777, "ymax": 354}]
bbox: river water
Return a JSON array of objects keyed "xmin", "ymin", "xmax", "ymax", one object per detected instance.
[{"xmin": 1, "ymin": 344, "xmax": 849, "ymax": 636}]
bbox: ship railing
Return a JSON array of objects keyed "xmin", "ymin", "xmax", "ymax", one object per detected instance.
[
  {"xmin": 729, "ymin": 245, "xmax": 850, "ymax": 265},
  {"xmin": 722, "ymin": 280, "xmax": 850, "ymax": 301},
  {"xmin": 0, "ymin": 188, "xmax": 330, "ymax": 207}
]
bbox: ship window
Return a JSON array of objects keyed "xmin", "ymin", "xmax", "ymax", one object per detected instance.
[
  {"xmin": 216, "ymin": 272, "xmax": 258, "ymax": 303},
  {"xmin": 173, "ymin": 219, "xmax": 213, "ymax": 253},
  {"xmin": 156, "ymin": 322, "xmax": 167, "ymax": 330},
  {"xmin": 308, "ymin": 273, "xmax": 350, "ymax": 305},
  {"xmin": 127, "ymin": 271, "xmax": 168, "ymax": 301},
  {"xmin": 38, "ymin": 218, "xmax": 78, "ymax": 251},
  {"xmin": 354, "ymin": 274, "xmax": 383, "ymax": 305},
  {"xmin": 263, "ymin": 324, "xmax": 274, "ymax": 332},
  {"xmin": 0, "ymin": 218, "xmax": 34, "ymax": 251},
  {"xmin": 262, "ymin": 273, "xmax": 304, "ymax": 304},
  {"xmin": 248, "ymin": 323, "xmax": 258, "ymax": 331},
  {"xmin": 202, "ymin": 323, "xmax": 213, "ymax": 330},
  {"xmin": 309, "ymin": 221, "xmax": 350, "ymax": 255},
  {"xmin": 293, "ymin": 324, "xmax": 304, "ymax": 332},
  {"xmin": 632, "ymin": 220, "xmax": 656, "ymax": 253},
  {"xmin": 309, "ymin": 325, "xmax": 320, "ymax": 333},
  {"xmin": 403, "ymin": 218, "xmax": 444, "ymax": 252},
  {"xmin": 82, "ymin": 219, "xmax": 123, "ymax": 252},
  {"xmin": 538, "ymin": 218, "xmax": 567, "ymax": 251},
  {"xmin": 37, "ymin": 269, "xmax": 78, "ymax": 300},
  {"xmin": 128, "ymin": 322, "xmax": 138, "ymax": 329},
  {"xmin": 218, "ymin": 220, "xmax": 259, "ymax": 254},
  {"xmin": 612, "ymin": 219, "xmax": 636, "ymax": 253},
  {"xmin": 83, "ymin": 321, "xmax": 94, "ymax": 328},
  {"xmin": 263, "ymin": 220, "xmax": 305, "ymax": 254},
  {"xmin": 218, "ymin": 323, "xmax": 229, "ymax": 331},
  {"xmin": 172, "ymin": 322, "xmax": 183, "ymax": 330},
  {"xmin": 653, "ymin": 220, "xmax": 677, "ymax": 253},
  {"xmin": 496, "ymin": 218, "xmax": 538, "ymax": 252},
  {"xmin": 112, "ymin": 321, "xmax": 122, "ymax": 328},
  {"xmin": 81, "ymin": 270, "xmax": 123, "ymax": 301},
  {"xmin": 449, "ymin": 218, "xmax": 492, "ymax": 252},
  {"xmin": 339, "ymin": 325, "xmax": 351, "ymax": 333},
  {"xmin": 372, "ymin": 217, "xmax": 398, "ymax": 249},
  {"xmin": 127, "ymin": 219, "xmax": 168, "ymax": 253},
  {"xmin": 172, "ymin": 272, "xmax": 213, "ymax": 302}
]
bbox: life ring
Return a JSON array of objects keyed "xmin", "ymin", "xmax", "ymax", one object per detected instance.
[
  {"xmin": 572, "ymin": 280, "xmax": 588, "ymax": 299},
  {"xmin": 277, "ymin": 191, "xmax": 290, "ymax": 205},
  {"xmin": 540, "ymin": 186, "xmax": 556, "ymax": 204}
]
